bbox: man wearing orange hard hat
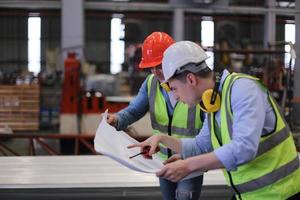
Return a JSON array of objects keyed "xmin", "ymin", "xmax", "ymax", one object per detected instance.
[{"xmin": 107, "ymin": 32, "xmax": 205, "ymax": 200}]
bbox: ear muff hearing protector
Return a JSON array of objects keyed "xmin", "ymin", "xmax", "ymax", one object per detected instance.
[{"xmin": 199, "ymin": 72, "xmax": 221, "ymax": 113}]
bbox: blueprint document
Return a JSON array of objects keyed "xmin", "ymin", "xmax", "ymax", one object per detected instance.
[
  {"xmin": 94, "ymin": 110, "xmax": 164, "ymax": 173},
  {"xmin": 94, "ymin": 110, "xmax": 203, "ymax": 178}
]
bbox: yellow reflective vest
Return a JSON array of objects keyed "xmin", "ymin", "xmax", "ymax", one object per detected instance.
[
  {"xmin": 147, "ymin": 74, "xmax": 204, "ymax": 160},
  {"xmin": 209, "ymin": 73, "xmax": 300, "ymax": 200}
]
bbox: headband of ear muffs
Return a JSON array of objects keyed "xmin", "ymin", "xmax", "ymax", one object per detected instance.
[{"xmin": 199, "ymin": 72, "xmax": 221, "ymax": 113}]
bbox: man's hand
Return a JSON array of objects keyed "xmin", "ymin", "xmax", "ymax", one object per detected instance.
[
  {"xmin": 127, "ymin": 135, "xmax": 161, "ymax": 156},
  {"xmin": 156, "ymin": 159, "xmax": 190, "ymax": 182},
  {"xmin": 163, "ymin": 154, "xmax": 181, "ymax": 165},
  {"xmin": 158, "ymin": 152, "xmax": 225, "ymax": 182},
  {"xmin": 107, "ymin": 113, "xmax": 118, "ymax": 127}
]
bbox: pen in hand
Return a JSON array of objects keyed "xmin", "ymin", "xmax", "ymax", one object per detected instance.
[
  {"xmin": 129, "ymin": 152, "xmax": 145, "ymax": 159},
  {"xmin": 129, "ymin": 146, "xmax": 160, "ymax": 159}
]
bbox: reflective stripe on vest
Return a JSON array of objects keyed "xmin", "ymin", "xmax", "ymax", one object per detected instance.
[
  {"xmin": 222, "ymin": 74, "xmax": 292, "ymax": 157},
  {"xmin": 148, "ymin": 74, "xmax": 201, "ymax": 137},
  {"xmin": 235, "ymin": 156, "xmax": 299, "ymax": 193},
  {"xmin": 209, "ymin": 73, "xmax": 300, "ymax": 199},
  {"xmin": 147, "ymin": 74, "xmax": 203, "ymax": 159}
]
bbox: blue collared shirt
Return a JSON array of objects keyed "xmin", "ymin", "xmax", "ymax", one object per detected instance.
[
  {"xmin": 116, "ymin": 77, "xmax": 174, "ymax": 130},
  {"xmin": 181, "ymin": 69, "xmax": 276, "ymax": 171}
]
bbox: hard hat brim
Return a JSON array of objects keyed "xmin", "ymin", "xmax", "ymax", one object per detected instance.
[{"xmin": 139, "ymin": 60, "xmax": 162, "ymax": 69}]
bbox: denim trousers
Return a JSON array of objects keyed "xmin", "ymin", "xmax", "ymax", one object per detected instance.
[{"xmin": 159, "ymin": 175, "xmax": 203, "ymax": 200}]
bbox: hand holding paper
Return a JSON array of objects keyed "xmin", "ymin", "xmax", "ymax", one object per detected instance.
[
  {"xmin": 156, "ymin": 158, "xmax": 191, "ymax": 182},
  {"xmin": 94, "ymin": 110, "xmax": 203, "ymax": 179},
  {"xmin": 94, "ymin": 110, "xmax": 164, "ymax": 173}
]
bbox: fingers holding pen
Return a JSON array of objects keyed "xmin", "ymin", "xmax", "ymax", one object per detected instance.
[
  {"xmin": 127, "ymin": 142, "xmax": 146, "ymax": 149},
  {"xmin": 127, "ymin": 135, "xmax": 161, "ymax": 156}
]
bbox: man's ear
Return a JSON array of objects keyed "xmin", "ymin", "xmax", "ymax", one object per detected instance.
[{"xmin": 186, "ymin": 73, "xmax": 197, "ymax": 86}]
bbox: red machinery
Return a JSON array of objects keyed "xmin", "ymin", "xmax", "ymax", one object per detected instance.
[
  {"xmin": 81, "ymin": 92, "xmax": 129, "ymax": 114},
  {"xmin": 61, "ymin": 52, "xmax": 81, "ymax": 114},
  {"xmin": 60, "ymin": 52, "xmax": 129, "ymax": 135}
]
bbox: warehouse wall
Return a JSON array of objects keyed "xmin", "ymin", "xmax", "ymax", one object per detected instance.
[
  {"xmin": 124, "ymin": 12, "xmax": 172, "ymax": 44},
  {"xmin": 85, "ymin": 12, "xmax": 111, "ymax": 74},
  {"xmin": 0, "ymin": 11, "xmax": 28, "ymax": 75},
  {"xmin": 184, "ymin": 13, "xmax": 202, "ymax": 42},
  {"xmin": 84, "ymin": 11, "xmax": 173, "ymax": 74},
  {"xmin": 41, "ymin": 12, "xmax": 61, "ymax": 72}
]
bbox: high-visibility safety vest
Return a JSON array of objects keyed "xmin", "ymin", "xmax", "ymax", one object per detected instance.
[
  {"xmin": 208, "ymin": 73, "xmax": 300, "ymax": 200},
  {"xmin": 147, "ymin": 74, "xmax": 204, "ymax": 160}
]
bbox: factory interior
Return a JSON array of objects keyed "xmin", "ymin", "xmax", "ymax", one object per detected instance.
[{"xmin": 0, "ymin": 0, "xmax": 300, "ymax": 199}]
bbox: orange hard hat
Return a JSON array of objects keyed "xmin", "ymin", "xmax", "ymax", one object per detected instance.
[{"xmin": 139, "ymin": 32, "xmax": 175, "ymax": 69}]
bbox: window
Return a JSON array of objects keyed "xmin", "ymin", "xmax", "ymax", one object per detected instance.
[
  {"xmin": 110, "ymin": 15, "xmax": 125, "ymax": 74},
  {"xmin": 28, "ymin": 17, "xmax": 41, "ymax": 75},
  {"xmin": 201, "ymin": 18, "xmax": 214, "ymax": 69},
  {"xmin": 284, "ymin": 23, "xmax": 295, "ymax": 69}
]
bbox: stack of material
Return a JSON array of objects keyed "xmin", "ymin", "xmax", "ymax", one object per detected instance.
[
  {"xmin": 0, "ymin": 156, "xmax": 231, "ymax": 200},
  {"xmin": 0, "ymin": 85, "xmax": 39, "ymax": 131}
]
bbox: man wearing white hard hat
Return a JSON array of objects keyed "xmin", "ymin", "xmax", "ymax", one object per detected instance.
[
  {"xmin": 108, "ymin": 34, "xmax": 205, "ymax": 200},
  {"xmin": 129, "ymin": 41, "xmax": 300, "ymax": 200}
]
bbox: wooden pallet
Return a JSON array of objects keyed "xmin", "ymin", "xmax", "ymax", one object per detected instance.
[{"xmin": 0, "ymin": 85, "xmax": 39, "ymax": 131}]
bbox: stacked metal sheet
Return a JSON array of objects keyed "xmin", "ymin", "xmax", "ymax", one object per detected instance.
[{"xmin": 0, "ymin": 155, "xmax": 231, "ymax": 200}]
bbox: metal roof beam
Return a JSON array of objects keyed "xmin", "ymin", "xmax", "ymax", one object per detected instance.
[{"xmin": 0, "ymin": 1, "xmax": 298, "ymax": 16}]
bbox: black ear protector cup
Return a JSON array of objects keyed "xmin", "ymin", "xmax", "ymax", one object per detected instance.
[{"xmin": 199, "ymin": 72, "xmax": 221, "ymax": 113}]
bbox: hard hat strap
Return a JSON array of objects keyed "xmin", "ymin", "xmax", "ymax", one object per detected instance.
[{"xmin": 175, "ymin": 61, "xmax": 208, "ymax": 75}]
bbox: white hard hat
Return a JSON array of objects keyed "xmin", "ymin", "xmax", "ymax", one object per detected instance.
[{"xmin": 162, "ymin": 41, "xmax": 209, "ymax": 83}]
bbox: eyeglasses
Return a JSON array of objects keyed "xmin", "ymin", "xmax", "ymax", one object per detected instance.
[{"xmin": 150, "ymin": 64, "xmax": 162, "ymax": 71}]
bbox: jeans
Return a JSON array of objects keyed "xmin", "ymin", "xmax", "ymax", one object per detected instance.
[{"xmin": 159, "ymin": 175, "xmax": 203, "ymax": 200}]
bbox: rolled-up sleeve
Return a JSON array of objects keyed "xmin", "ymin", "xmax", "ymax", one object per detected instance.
[
  {"xmin": 181, "ymin": 116, "xmax": 213, "ymax": 159},
  {"xmin": 213, "ymin": 78, "xmax": 267, "ymax": 171}
]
